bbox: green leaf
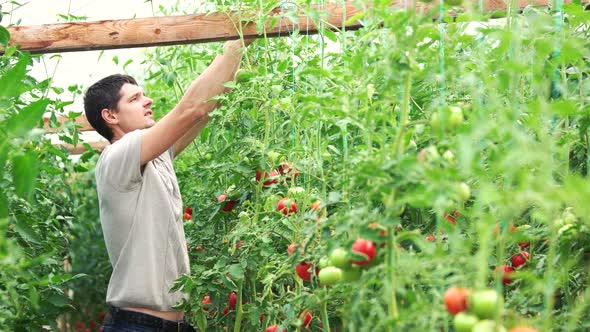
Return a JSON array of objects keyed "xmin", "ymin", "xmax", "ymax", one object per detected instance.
[
  {"xmin": 227, "ymin": 264, "xmax": 244, "ymax": 281},
  {"xmin": 14, "ymin": 218, "xmax": 41, "ymax": 244},
  {"xmin": 45, "ymin": 292, "xmax": 70, "ymax": 307},
  {"xmin": 29, "ymin": 286, "xmax": 39, "ymax": 310},
  {"xmin": 0, "ymin": 25, "xmax": 10, "ymax": 46},
  {"xmin": 6, "ymin": 98, "xmax": 51, "ymax": 136},
  {"xmin": 0, "ymin": 53, "xmax": 29, "ymax": 99},
  {"xmin": 11, "ymin": 152, "xmax": 39, "ymax": 203}
]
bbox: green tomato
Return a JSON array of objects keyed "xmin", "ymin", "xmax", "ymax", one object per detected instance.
[
  {"xmin": 471, "ymin": 320, "xmax": 506, "ymax": 332},
  {"xmin": 329, "ymin": 248, "xmax": 351, "ymax": 269},
  {"xmin": 318, "ymin": 266, "xmax": 342, "ymax": 285},
  {"xmin": 470, "ymin": 290, "xmax": 503, "ymax": 320},
  {"xmin": 340, "ymin": 265, "xmax": 361, "ymax": 282},
  {"xmin": 448, "ymin": 106, "xmax": 464, "ymax": 127},
  {"xmin": 235, "ymin": 69, "xmax": 254, "ymax": 83},
  {"xmin": 457, "ymin": 182, "xmax": 471, "ymax": 201},
  {"xmin": 443, "ymin": 150, "xmax": 455, "ymax": 163},
  {"xmin": 453, "ymin": 313, "xmax": 478, "ymax": 332}
]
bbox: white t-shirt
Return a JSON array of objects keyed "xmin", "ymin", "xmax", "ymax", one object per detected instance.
[{"xmin": 95, "ymin": 129, "xmax": 190, "ymax": 311}]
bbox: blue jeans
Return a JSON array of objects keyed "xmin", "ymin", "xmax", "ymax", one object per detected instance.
[{"xmin": 101, "ymin": 307, "xmax": 196, "ymax": 332}]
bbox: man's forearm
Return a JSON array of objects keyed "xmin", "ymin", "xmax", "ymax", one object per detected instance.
[{"xmin": 177, "ymin": 40, "xmax": 248, "ymax": 118}]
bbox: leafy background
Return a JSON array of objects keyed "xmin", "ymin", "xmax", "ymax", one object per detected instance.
[{"xmin": 1, "ymin": 0, "xmax": 590, "ymax": 331}]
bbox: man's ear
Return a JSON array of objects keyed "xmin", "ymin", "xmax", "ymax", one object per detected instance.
[{"xmin": 101, "ymin": 108, "xmax": 118, "ymax": 125}]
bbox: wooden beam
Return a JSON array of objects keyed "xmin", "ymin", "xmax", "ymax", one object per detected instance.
[
  {"xmin": 43, "ymin": 114, "xmax": 94, "ymax": 133},
  {"xmin": 55, "ymin": 140, "xmax": 108, "ymax": 155},
  {"xmin": 4, "ymin": 0, "xmax": 570, "ymax": 55},
  {"xmin": 5, "ymin": 2, "xmax": 364, "ymax": 54}
]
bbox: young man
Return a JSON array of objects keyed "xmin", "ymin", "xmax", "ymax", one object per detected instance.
[{"xmin": 83, "ymin": 39, "xmax": 251, "ymax": 331}]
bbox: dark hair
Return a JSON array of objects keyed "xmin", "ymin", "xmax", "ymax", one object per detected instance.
[{"xmin": 83, "ymin": 74, "xmax": 138, "ymax": 141}]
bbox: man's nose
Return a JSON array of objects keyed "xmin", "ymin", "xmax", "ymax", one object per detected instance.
[{"xmin": 143, "ymin": 97, "xmax": 153, "ymax": 107}]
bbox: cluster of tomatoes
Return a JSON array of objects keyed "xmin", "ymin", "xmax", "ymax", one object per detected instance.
[
  {"xmin": 289, "ymin": 237, "xmax": 377, "ymax": 287},
  {"xmin": 72, "ymin": 311, "xmax": 105, "ymax": 332},
  {"xmin": 444, "ymin": 287, "xmax": 537, "ymax": 332}
]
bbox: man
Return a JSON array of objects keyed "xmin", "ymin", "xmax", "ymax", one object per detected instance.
[{"xmin": 83, "ymin": 39, "xmax": 251, "ymax": 331}]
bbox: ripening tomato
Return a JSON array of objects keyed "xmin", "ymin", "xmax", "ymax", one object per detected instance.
[
  {"xmin": 299, "ymin": 310, "xmax": 312, "ymax": 328},
  {"xmin": 295, "ymin": 261, "xmax": 316, "ymax": 281},
  {"xmin": 202, "ymin": 295, "xmax": 211, "ymax": 311},
  {"xmin": 444, "ymin": 287, "xmax": 470, "ymax": 315},
  {"xmin": 229, "ymin": 292, "xmax": 237, "ymax": 309},
  {"xmin": 508, "ymin": 327, "xmax": 538, "ymax": 332},
  {"xmin": 425, "ymin": 234, "xmax": 436, "ymax": 242},
  {"xmin": 511, "ymin": 251, "xmax": 530, "ymax": 269},
  {"xmin": 256, "ymin": 169, "xmax": 280, "ymax": 187},
  {"xmin": 235, "ymin": 240, "xmax": 244, "ymax": 249},
  {"xmin": 277, "ymin": 198, "xmax": 298, "ymax": 215},
  {"xmin": 287, "ymin": 243, "xmax": 298, "ymax": 256},
  {"xmin": 351, "ymin": 238, "xmax": 376, "ymax": 266},
  {"xmin": 310, "ymin": 200, "xmax": 321, "ymax": 211},
  {"xmin": 183, "ymin": 212, "xmax": 191, "ymax": 221}
]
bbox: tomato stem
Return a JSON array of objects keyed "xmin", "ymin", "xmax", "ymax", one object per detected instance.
[
  {"xmin": 233, "ymin": 280, "xmax": 244, "ymax": 332},
  {"xmin": 393, "ymin": 74, "xmax": 412, "ymax": 157},
  {"xmin": 320, "ymin": 295, "xmax": 330, "ymax": 332},
  {"xmin": 386, "ymin": 226, "xmax": 399, "ymax": 325}
]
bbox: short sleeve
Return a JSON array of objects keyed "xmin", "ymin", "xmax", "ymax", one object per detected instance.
[{"xmin": 98, "ymin": 129, "xmax": 143, "ymax": 192}]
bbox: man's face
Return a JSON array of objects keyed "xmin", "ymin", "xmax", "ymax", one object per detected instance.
[{"xmin": 114, "ymin": 83, "xmax": 155, "ymax": 132}]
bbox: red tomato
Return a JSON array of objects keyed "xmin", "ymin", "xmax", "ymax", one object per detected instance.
[
  {"xmin": 218, "ymin": 194, "xmax": 238, "ymax": 212},
  {"xmin": 235, "ymin": 240, "xmax": 244, "ymax": 249},
  {"xmin": 229, "ymin": 292, "xmax": 237, "ymax": 309},
  {"xmin": 183, "ymin": 212, "xmax": 191, "ymax": 221},
  {"xmin": 300, "ymin": 310, "xmax": 312, "ymax": 328},
  {"xmin": 256, "ymin": 169, "xmax": 280, "ymax": 187},
  {"xmin": 295, "ymin": 261, "xmax": 316, "ymax": 281},
  {"xmin": 259, "ymin": 313, "xmax": 265, "ymax": 323},
  {"xmin": 287, "ymin": 243, "xmax": 298, "ymax": 256},
  {"xmin": 496, "ymin": 265, "xmax": 515, "ymax": 285},
  {"xmin": 444, "ymin": 210, "xmax": 460, "ymax": 224},
  {"xmin": 279, "ymin": 161, "xmax": 299, "ymax": 181},
  {"xmin": 444, "ymin": 287, "xmax": 470, "ymax": 315},
  {"xmin": 277, "ymin": 198, "xmax": 298, "ymax": 215},
  {"xmin": 184, "ymin": 206, "xmax": 192, "ymax": 215},
  {"xmin": 518, "ymin": 241, "xmax": 530, "ymax": 250},
  {"xmin": 425, "ymin": 234, "xmax": 436, "ymax": 242},
  {"xmin": 223, "ymin": 305, "xmax": 229, "ymax": 315},
  {"xmin": 201, "ymin": 295, "xmax": 211, "ymax": 311},
  {"xmin": 265, "ymin": 325, "xmax": 285, "ymax": 332},
  {"xmin": 511, "ymin": 251, "xmax": 530, "ymax": 269},
  {"xmin": 351, "ymin": 238, "xmax": 376, "ymax": 266}
]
